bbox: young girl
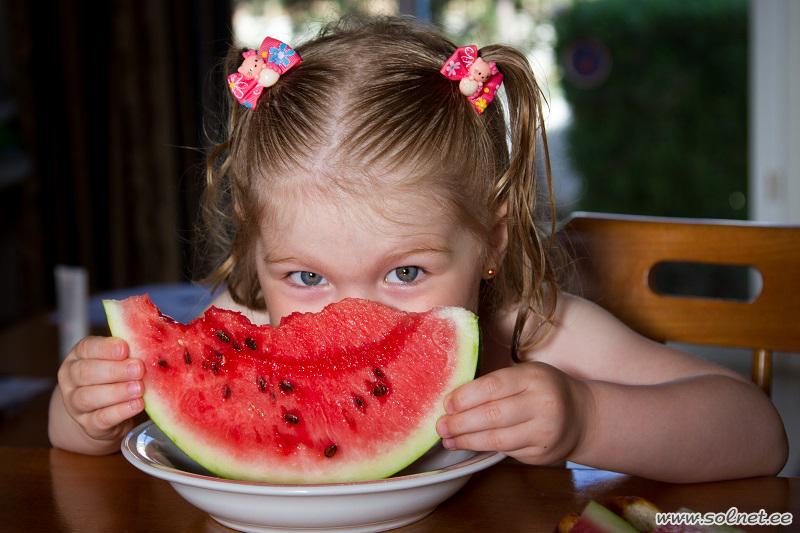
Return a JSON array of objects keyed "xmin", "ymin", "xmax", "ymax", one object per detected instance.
[{"xmin": 48, "ymin": 14, "xmax": 787, "ymax": 483}]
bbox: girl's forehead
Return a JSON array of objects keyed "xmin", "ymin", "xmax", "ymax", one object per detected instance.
[
  {"xmin": 265, "ymin": 186, "xmax": 456, "ymax": 237},
  {"xmin": 258, "ymin": 191, "xmax": 469, "ymax": 268},
  {"xmin": 261, "ymin": 168, "xmax": 459, "ymax": 232},
  {"xmin": 255, "ymin": 170, "xmax": 490, "ymax": 270}
]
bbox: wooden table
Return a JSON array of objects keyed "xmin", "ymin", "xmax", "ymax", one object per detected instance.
[
  {"xmin": 1, "ymin": 316, "xmax": 798, "ymax": 532},
  {"xmin": 0, "ymin": 446, "xmax": 796, "ymax": 532}
]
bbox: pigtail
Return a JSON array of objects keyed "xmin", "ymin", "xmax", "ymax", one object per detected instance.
[
  {"xmin": 479, "ymin": 45, "xmax": 563, "ymax": 363},
  {"xmin": 196, "ymin": 46, "xmax": 266, "ymax": 309}
]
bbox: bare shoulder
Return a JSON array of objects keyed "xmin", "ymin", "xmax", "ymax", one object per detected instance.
[
  {"xmin": 208, "ymin": 290, "xmax": 271, "ymax": 325},
  {"xmin": 488, "ymin": 290, "xmax": 745, "ymax": 385}
]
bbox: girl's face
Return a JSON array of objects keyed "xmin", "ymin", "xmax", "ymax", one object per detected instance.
[{"xmin": 254, "ymin": 191, "xmax": 491, "ymax": 325}]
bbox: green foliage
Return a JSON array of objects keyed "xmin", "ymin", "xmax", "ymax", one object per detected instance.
[{"xmin": 554, "ymin": 0, "xmax": 748, "ymax": 218}]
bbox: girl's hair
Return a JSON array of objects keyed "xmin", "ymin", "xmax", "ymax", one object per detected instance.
[{"xmin": 200, "ymin": 14, "xmax": 569, "ymax": 361}]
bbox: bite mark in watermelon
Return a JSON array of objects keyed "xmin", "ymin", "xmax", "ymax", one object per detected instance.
[{"xmin": 104, "ymin": 295, "xmax": 479, "ymax": 483}]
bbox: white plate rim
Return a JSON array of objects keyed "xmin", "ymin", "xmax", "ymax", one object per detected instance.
[{"xmin": 122, "ymin": 421, "xmax": 506, "ymax": 496}]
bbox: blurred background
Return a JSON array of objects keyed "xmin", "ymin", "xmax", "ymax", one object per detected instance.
[
  {"xmin": 0, "ymin": 0, "xmax": 797, "ymax": 473},
  {"xmin": 4, "ymin": 0, "xmax": 799, "ymax": 323}
]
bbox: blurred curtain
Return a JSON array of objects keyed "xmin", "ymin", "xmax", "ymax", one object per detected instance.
[{"xmin": 6, "ymin": 0, "xmax": 231, "ymax": 309}]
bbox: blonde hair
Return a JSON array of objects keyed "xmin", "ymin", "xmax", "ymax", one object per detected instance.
[{"xmin": 200, "ymin": 14, "xmax": 568, "ymax": 361}]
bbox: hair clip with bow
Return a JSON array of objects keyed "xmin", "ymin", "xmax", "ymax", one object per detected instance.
[{"xmin": 440, "ymin": 45, "xmax": 503, "ymax": 114}]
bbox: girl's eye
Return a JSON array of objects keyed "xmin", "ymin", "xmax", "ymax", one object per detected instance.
[
  {"xmin": 386, "ymin": 266, "xmax": 421, "ymax": 284},
  {"xmin": 288, "ymin": 271, "xmax": 326, "ymax": 287}
]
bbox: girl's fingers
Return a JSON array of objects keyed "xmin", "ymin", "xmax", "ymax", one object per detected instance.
[
  {"xmin": 444, "ymin": 366, "xmax": 528, "ymax": 414},
  {"xmin": 74, "ymin": 336, "xmax": 128, "ymax": 361},
  {"xmin": 442, "ymin": 421, "xmax": 532, "ymax": 453},
  {"xmin": 70, "ymin": 357, "xmax": 143, "ymax": 387},
  {"xmin": 71, "ymin": 381, "xmax": 143, "ymax": 414},
  {"xmin": 437, "ymin": 393, "xmax": 529, "ymax": 438},
  {"xmin": 87, "ymin": 398, "xmax": 144, "ymax": 434}
]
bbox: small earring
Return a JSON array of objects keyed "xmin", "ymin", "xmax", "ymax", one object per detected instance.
[{"xmin": 485, "ymin": 267, "xmax": 497, "ymax": 279}]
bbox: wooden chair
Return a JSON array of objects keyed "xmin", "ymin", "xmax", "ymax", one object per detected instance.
[{"xmin": 559, "ymin": 212, "xmax": 800, "ymax": 396}]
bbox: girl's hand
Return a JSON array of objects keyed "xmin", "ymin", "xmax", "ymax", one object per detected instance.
[
  {"xmin": 436, "ymin": 362, "xmax": 593, "ymax": 465},
  {"xmin": 56, "ymin": 336, "xmax": 145, "ymax": 443}
]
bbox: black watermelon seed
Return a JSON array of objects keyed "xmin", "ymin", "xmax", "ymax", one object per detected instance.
[
  {"xmin": 354, "ymin": 396, "xmax": 365, "ymax": 409},
  {"xmin": 372, "ymin": 384, "xmax": 388, "ymax": 397},
  {"xmin": 257, "ymin": 376, "xmax": 267, "ymax": 392},
  {"xmin": 157, "ymin": 359, "xmax": 168, "ymax": 368},
  {"xmin": 210, "ymin": 360, "xmax": 220, "ymax": 374},
  {"xmin": 279, "ymin": 380, "xmax": 294, "ymax": 393},
  {"xmin": 215, "ymin": 330, "xmax": 230, "ymax": 343},
  {"xmin": 183, "ymin": 350, "xmax": 192, "ymax": 365},
  {"xmin": 373, "ymin": 368, "xmax": 385, "ymax": 378},
  {"xmin": 232, "ymin": 341, "xmax": 242, "ymax": 352},
  {"xmin": 284, "ymin": 413, "xmax": 299, "ymax": 425},
  {"xmin": 245, "ymin": 337, "xmax": 257, "ymax": 350},
  {"xmin": 223, "ymin": 385, "xmax": 231, "ymax": 399},
  {"xmin": 324, "ymin": 444, "xmax": 337, "ymax": 458}
]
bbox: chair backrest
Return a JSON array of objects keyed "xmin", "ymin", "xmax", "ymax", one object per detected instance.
[{"xmin": 559, "ymin": 212, "xmax": 800, "ymax": 395}]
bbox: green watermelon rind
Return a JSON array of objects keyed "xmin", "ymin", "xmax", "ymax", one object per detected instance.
[
  {"xmin": 104, "ymin": 300, "xmax": 479, "ymax": 484},
  {"xmin": 582, "ymin": 501, "xmax": 640, "ymax": 533},
  {"xmin": 103, "ymin": 299, "xmax": 202, "ymax": 476}
]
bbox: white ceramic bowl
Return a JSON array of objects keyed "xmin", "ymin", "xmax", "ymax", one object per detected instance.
[{"xmin": 122, "ymin": 421, "xmax": 505, "ymax": 533}]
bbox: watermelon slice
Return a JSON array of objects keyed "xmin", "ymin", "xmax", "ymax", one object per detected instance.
[
  {"xmin": 571, "ymin": 501, "xmax": 640, "ymax": 533},
  {"xmin": 104, "ymin": 295, "xmax": 479, "ymax": 483}
]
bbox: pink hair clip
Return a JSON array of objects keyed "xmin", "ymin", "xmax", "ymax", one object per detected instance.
[
  {"xmin": 440, "ymin": 45, "xmax": 503, "ymax": 114},
  {"xmin": 227, "ymin": 36, "xmax": 302, "ymax": 109}
]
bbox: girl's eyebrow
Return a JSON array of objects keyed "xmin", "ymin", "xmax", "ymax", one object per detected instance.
[
  {"xmin": 263, "ymin": 244, "xmax": 453, "ymax": 266},
  {"xmin": 385, "ymin": 244, "xmax": 454, "ymax": 262}
]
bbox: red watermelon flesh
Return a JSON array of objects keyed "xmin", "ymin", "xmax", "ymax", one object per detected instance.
[{"xmin": 104, "ymin": 295, "xmax": 479, "ymax": 483}]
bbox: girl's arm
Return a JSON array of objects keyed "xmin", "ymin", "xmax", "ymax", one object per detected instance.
[{"xmin": 526, "ymin": 292, "xmax": 787, "ymax": 481}]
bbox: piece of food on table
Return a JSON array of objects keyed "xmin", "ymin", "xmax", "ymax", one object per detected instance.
[
  {"xmin": 569, "ymin": 501, "xmax": 640, "ymax": 532},
  {"xmin": 557, "ymin": 498, "xmax": 746, "ymax": 533},
  {"xmin": 104, "ymin": 295, "xmax": 479, "ymax": 483},
  {"xmin": 557, "ymin": 512, "xmax": 582, "ymax": 533},
  {"xmin": 603, "ymin": 496, "xmax": 660, "ymax": 532}
]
